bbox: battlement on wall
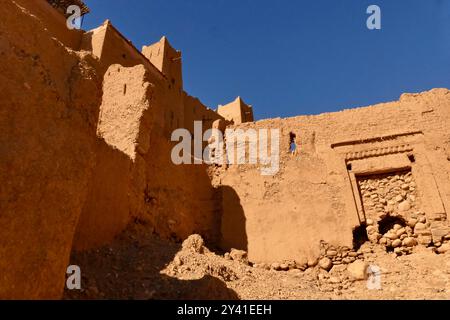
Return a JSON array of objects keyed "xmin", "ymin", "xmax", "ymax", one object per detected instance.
[
  {"xmin": 217, "ymin": 96, "xmax": 254, "ymax": 125},
  {"xmin": 80, "ymin": 19, "xmax": 254, "ymax": 132},
  {"xmin": 142, "ymin": 36, "xmax": 183, "ymax": 91},
  {"xmin": 16, "ymin": 1, "xmax": 253, "ymax": 134}
]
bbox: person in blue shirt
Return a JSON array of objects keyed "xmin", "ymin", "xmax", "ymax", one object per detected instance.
[{"xmin": 289, "ymin": 133, "xmax": 298, "ymax": 155}]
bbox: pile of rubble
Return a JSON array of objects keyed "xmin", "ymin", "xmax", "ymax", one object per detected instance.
[
  {"xmin": 315, "ymin": 242, "xmax": 367, "ymax": 272},
  {"xmin": 370, "ymin": 219, "xmax": 417, "ymax": 255},
  {"xmin": 363, "ymin": 212, "xmax": 450, "ymax": 256},
  {"xmin": 248, "ymin": 241, "xmax": 367, "ymax": 273}
]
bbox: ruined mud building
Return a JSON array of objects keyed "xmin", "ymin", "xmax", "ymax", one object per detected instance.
[{"xmin": 1, "ymin": 0, "xmax": 450, "ymax": 298}]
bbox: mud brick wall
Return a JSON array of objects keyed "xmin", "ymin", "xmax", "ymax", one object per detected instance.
[{"xmin": 217, "ymin": 89, "xmax": 450, "ymax": 264}]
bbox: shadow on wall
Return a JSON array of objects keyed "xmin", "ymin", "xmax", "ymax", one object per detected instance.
[
  {"xmin": 65, "ymin": 224, "xmax": 240, "ymax": 300},
  {"xmin": 72, "ymin": 138, "xmax": 133, "ymax": 250},
  {"xmin": 219, "ymin": 186, "xmax": 248, "ymax": 252},
  {"xmin": 73, "ymin": 63, "xmax": 222, "ymax": 253}
]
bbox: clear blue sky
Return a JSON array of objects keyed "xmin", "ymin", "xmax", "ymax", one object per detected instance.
[{"xmin": 82, "ymin": 0, "xmax": 450, "ymax": 120}]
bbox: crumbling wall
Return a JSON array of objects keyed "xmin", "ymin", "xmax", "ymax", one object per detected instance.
[
  {"xmin": 2, "ymin": 0, "xmax": 450, "ymax": 300},
  {"xmin": 217, "ymin": 89, "xmax": 450, "ymax": 264},
  {"xmin": 73, "ymin": 64, "xmax": 219, "ymax": 250},
  {"xmin": 82, "ymin": 22, "xmax": 184, "ymax": 137},
  {"xmin": 0, "ymin": 0, "xmax": 101, "ymax": 298},
  {"xmin": 358, "ymin": 171, "xmax": 432, "ymax": 252},
  {"xmin": 72, "ymin": 65, "xmax": 151, "ymax": 250}
]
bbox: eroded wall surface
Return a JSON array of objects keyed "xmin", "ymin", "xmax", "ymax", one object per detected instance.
[
  {"xmin": 0, "ymin": 1, "xmax": 102, "ymax": 298},
  {"xmin": 71, "ymin": 22, "xmax": 225, "ymax": 250},
  {"xmin": 0, "ymin": 1, "xmax": 219, "ymax": 298},
  {"xmin": 217, "ymin": 89, "xmax": 450, "ymax": 264},
  {"xmin": 2, "ymin": 0, "xmax": 449, "ymax": 300},
  {"xmin": 183, "ymin": 92, "xmax": 224, "ymax": 135},
  {"xmin": 73, "ymin": 64, "xmax": 220, "ymax": 250}
]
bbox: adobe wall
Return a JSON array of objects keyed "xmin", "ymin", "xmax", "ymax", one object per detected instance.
[
  {"xmin": 3, "ymin": 0, "xmax": 449, "ymax": 299},
  {"xmin": 217, "ymin": 97, "xmax": 254, "ymax": 124},
  {"xmin": 73, "ymin": 22, "xmax": 223, "ymax": 250},
  {"xmin": 0, "ymin": 2, "xmax": 222, "ymax": 297},
  {"xmin": 72, "ymin": 64, "xmax": 220, "ymax": 250},
  {"xmin": 80, "ymin": 21, "xmax": 166, "ymax": 82},
  {"xmin": 14, "ymin": 0, "xmax": 84, "ymax": 49},
  {"xmin": 217, "ymin": 89, "xmax": 450, "ymax": 264},
  {"xmin": 82, "ymin": 22, "xmax": 185, "ymax": 137},
  {"xmin": 142, "ymin": 36, "xmax": 183, "ymax": 92},
  {"xmin": 183, "ymin": 92, "xmax": 224, "ymax": 135},
  {"xmin": 0, "ymin": 1, "xmax": 102, "ymax": 298}
]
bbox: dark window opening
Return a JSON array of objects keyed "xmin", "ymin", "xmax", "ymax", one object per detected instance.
[
  {"xmin": 122, "ymin": 53, "xmax": 127, "ymax": 59},
  {"xmin": 378, "ymin": 214, "xmax": 406, "ymax": 235},
  {"xmin": 408, "ymin": 154, "xmax": 416, "ymax": 163},
  {"xmin": 378, "ymin": 214, "xmax": 407, "ymax": 253},
  {"xmin": 123, "ymin": 84, "xmax": 127, "ymax": 95},
  {"xmin": 289, "ymin": 132, "xmax": 296, "ymax": 144},
  {"xmin": 347, "ymin": 163, "xmax": 352, "ymax": 171},
  {"xmin": 353, "ymin": 223, "xmax": 369, "ymax": 250}
]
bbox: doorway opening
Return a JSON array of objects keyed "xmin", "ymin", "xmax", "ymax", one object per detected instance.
[{"xmin": 352, "ymin": 223, "xmax": 369, "ymax": 250}]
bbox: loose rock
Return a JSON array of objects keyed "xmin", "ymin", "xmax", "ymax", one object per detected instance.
[
  {"xmin": 347, "ymin": 261, "xmax": 368, "ymax": 280},
  {"xmin": 307, "ymin": 257, "xmax": 319, "ymax": 267},
  {"xmin": 392, "ymin": 239, "xmax": 402, "ymax": 248},
  {"xmin": 182, "ymin": 234, "xmax": 205, "ymax": 254},
  {"xmin": 437, "ymin": 243, "xmax": 450, "ymax": 254},
  {"xmin": 398, "ymin": 201, "xmax": 411, "ymax": 212},
  {"xmin": 319, "ymin": 257, "xmax": 333, "ymax": 271},
  {"xmin": 230, "ymin": 249, "xmax": 248, "ymax": 264}
]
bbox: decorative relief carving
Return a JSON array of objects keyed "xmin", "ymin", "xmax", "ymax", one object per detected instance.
[{"xmin": 345, "ymin": 144, "xmax": 414, "ymax": 161}]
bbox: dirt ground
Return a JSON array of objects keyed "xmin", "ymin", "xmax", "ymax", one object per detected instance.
[{"xmin": 64, "ymin": 222, "xmax": 450, "ymax": 300}]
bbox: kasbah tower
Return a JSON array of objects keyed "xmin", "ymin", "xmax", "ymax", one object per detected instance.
[{"xmin": 1, "ymin": 0, "xmax": 450, "ymax": 299}]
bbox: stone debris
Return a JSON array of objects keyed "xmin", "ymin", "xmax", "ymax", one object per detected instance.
[
  {"xmin": 182, "ymin": 234, "xmax": 206, "ymax": 254},
  {"xmin": 347, "ymin": 261, "xmax": 369, "ymax": 280},
  {"xmin": 435, "ymin": 243, "xmax": 450, "ymax": 254},
  {"xmin": 229, "ymin": 249, "xmax": 249, "ymax": 265},
  {"xmin": 307, "ymin": 257, "xmax": 319, "ymax": 267},
  {"xmin": 318, "ymin": 258, "xmax": 333, "ymax": 271},
  {"xmin": 64, "ymin": 226, "xmax": 450, "ymax": 300}
]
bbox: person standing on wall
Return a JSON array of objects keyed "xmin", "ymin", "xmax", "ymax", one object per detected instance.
[{"xmin": 290, "ymin": 132, "xmax": 298, "ymax": 156}]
